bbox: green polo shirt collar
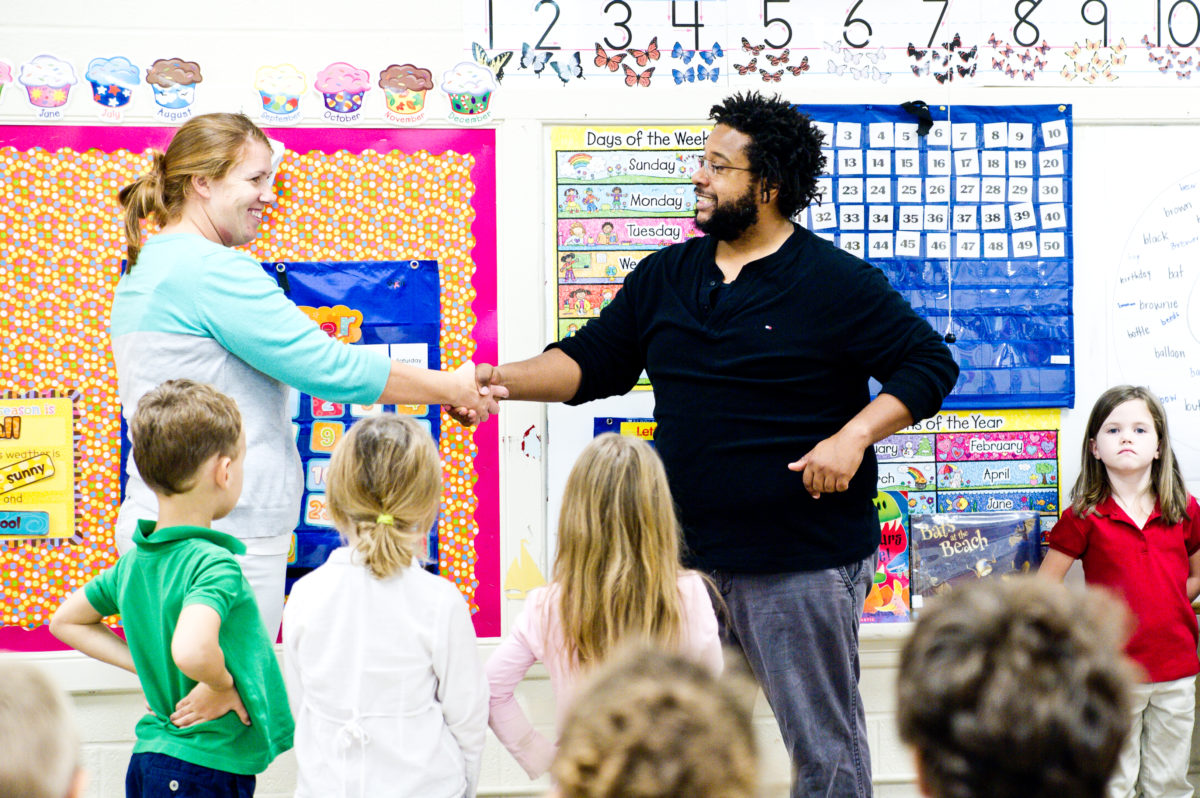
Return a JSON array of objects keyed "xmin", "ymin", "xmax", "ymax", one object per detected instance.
[{"xmin": 132, "ymin": 518, "xmax": 247, "ymax": 555}]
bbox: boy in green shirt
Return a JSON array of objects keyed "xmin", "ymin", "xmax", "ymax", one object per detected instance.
[{"xmin": 51, "ymin": 379, "xmax": 293, "ymax": 797}]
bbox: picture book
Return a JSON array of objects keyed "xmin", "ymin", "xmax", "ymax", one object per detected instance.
[
  {"xmin": 909, "ymin": 511, "xmax": 1040, "ymax": 611},
  {"xmin": 862, "ymin": 490, "xmax": 911, "ymax": 624}
]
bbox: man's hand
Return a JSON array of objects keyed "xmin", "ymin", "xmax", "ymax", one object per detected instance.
[
  {"xmin": 169, "ymin": 680, "xmax": 251, "ymax": 728},
  {"xmin": 444, "ymin": 361, "xmax": 507, "ymax": 427},
  {"xmin": 788, "ymin": 429, "xmax": 868, "ymax": 499},
  {"xmin": 446, "ymin": 363, "xmax": 506, "ymax": 427}
]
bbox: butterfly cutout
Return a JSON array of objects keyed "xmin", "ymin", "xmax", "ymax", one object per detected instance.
[
  {"xmin": 958, "ymin": 45, "xmax": 977, "ymax": 61},
  {"xmin": 550, "ymin": 52, "xmax": 584, "ymax": 84},
  {"xmin": 942, "ymin": 32, "xmax": 962, "ymax": 51},
  {"xmin": 623, "ymin": 65, "xmax": 654, "ymax": 86},
  {"xmin": 765, "ymin": 49, "xmax": 790, "ymax": 65},
  {"xmin": 991, "ymin": 57, "xmax": 1005, "ymax": 69},
  {"xmin": 1020, "ymin": 68, "xmax": 1034, "ymax": 80},
  {"xmin": 698, "ymin": 43, "xmax": 723, "ymax": 64},
  {"xmin": 1104, "ymin": 68, "xmax": 1118, "ymax": 80},
  {"xmin": 987, "ymin": 33, "xmax": 999, "ymax": 47},
  {"xmin": 761, "ymin": 69, "xmax": 783, "ymax": 82},
  {"xmin": 629, "ymin": 37, "xmax": 660, "ymax": 66},
  {"xmin": 1017, "ymin": 50, "xmax": 1031, "ymax": 63},
  {"xmin": 1180, "ymin": 56, "xmax": 1194, "ymax": 67},
  {"xmin": 672, "ymin": 67, "xmax": 694, "ymax": 83},
  {"xmin": 697, "ymin": 64, "xmax": 719, "ymax": 82},
  {"xmin": 1035, "ymin": 39, "xmax": 1051, "ymax": 54},
  {"xmin": 743, "ymin": 37, "xmax": 766, "ymax": 55},
  {"xmin": 1088, "ymin": 39, "xmax": 1103, "ymax": 51},
  {"xmin": 866, "ymin": 65, "xmax": 888, "ymax": 83},
  {"xmin": 520, "ymin": 43, "xmax": 552, "ymax": 74},
  {"xmin": 999, "ymin": 43, "xmax": 1014, "ymax": 57},
  {"xmin": 1033, "ymin": 57, "xmax": 1047, "ymax": 69},
  {"xmin": 1004, "ymin": 65, "xmax": 1016, "ymax": 77},
  {"xmin": 671, "ymin": 41, "xmax": 696, "ymax": 63},
  {"xmin": 1111, "ymin": 37, "xmax": 1127, "ymax": 54},
  {"xmin": 958, "ymin": 63, "xmax": 977, "ymax": 78},
  {"xmin": 1060, "ymin": 65, "xmax": 1076, "ymax": 80},
  {"xmin": 734, "ymin": 58, "xmax": 758, "ymax": 75},
  {"xmin": 908, "ymin": 42, "xmax": 928, "ymax": 60},
  {"xmin": 912, "ymin": 61, "xmax": 931, "ymax": 76},
  {"xmin": 1149, "ymin": 51, "xmax": 1165, "ymax": 64},
  {"xmin": 1110, "ymin": 53, "xmax": 1126, "ymax": 65},
  {"xmin": 472, "ymin": 42, "xmax": 514, "ymax": 83},
  {"xmin": 786, "ymin": 56, "xmax": 810, "ymax": 75},
  {"xmin": 864, "ymin": 46, "xmax": 886, "ymax": 64},
  {"xmin": 934, "ymin": 70, "xmax": 951, "ymax": 83},
  {"xmin": 595, "ymin": 44, "xmax": 627, "ymax": 71},
  {"xmin": 1179, "ymin": 69, "xmax": 1193, "ymax": 79},
  {"xmin": 1159, "ymin": 63, "xmax": 1172, "ymax": 73},
  {"xmin": 1141, "ymin": 34, "xmax": 1153, "ymax": 47}
]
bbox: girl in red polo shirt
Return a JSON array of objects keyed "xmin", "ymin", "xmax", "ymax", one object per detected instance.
[{"xmin": 1040, "ymin": 385, "xmax": 1200, "ymax": 798}]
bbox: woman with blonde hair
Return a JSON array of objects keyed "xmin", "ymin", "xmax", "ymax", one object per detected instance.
[
  {"xmin": 282, "ymin": 414, "xmax": 488, "ymax": 797},
  {"xmin": 110, "ymin": 112, "xmax": 497, "ymax": 636},
  {"xmin": 486, "ymin": 433, "xmax": 723, "ymax": 779}
]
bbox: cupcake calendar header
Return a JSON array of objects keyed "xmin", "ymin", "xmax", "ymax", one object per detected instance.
[{"xmin": 0, "ymin": 54, "xmax": 495, "ymax": 127}]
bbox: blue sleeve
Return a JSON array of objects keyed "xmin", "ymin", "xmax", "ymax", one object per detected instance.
[{"xmin": 193, "ymin": 249, "xmax": 391, "ymax": 404}]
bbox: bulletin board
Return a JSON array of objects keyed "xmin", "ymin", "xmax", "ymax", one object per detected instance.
[{"xmin": 0, "ymin": 125, "xmax": 500, "ymax": 649}]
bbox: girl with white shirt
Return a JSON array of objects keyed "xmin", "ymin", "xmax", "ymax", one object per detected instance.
[
  {"xmin": 283, "ymin": 415, "xmax": 487, "ymax": 797},
  {"xmin": 486, "ymin": 433, "xmax": 724, "ymax": 779}
]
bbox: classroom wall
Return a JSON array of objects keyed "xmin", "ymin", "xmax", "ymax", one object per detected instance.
[{"xmin": 6, "ymin": 2, "xmax": 1200, "ymax": 796}]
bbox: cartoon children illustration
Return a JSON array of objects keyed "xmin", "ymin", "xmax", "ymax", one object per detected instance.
[
  {"xmin": 609, "ymin": 186, "xmax": 624, "ymax": 209},
  {"xmin": 569, "ymin": 288, "xmax": 591, "ymax": 315},
  {"xmin": 600, "ymin": 289, "xmax": 613, "ymax": 310},
  {"xmin": 596, "ymin": 221, "xmax": 619, "ymax": 245},
  {"xmin": 563, "ymin": 188, "xmax": 581, "ymax": 214},
  {"xmin": 583, "ymin": 188, "xmax": 599, "ymax": 212},
  {"xmin": 564, "ymin": 222, "xmax": 587, "ymax": 246},
  {"xmin": 560, "ymin": 253, "xmax": 577, "ymax": 282},
  {"xmin": 565, "ymin": 323, "xmax": 579, "ymax": 337}
]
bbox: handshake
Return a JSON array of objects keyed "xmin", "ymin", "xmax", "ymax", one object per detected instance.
[{"xmin": 443, "ymin": 362, "xmax": 508, "ymax": 427}]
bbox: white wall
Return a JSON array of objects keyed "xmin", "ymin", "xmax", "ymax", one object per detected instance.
[{"xmin": 6, "ymin": 2, "xmax": 1200, "ymax": 796}]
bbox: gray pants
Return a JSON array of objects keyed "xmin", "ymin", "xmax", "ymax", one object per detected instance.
[{"xmin": 712, "ymin": 554, "xmax": 874, "ymax": 798}]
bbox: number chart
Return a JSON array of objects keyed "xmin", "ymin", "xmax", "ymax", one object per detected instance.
[
  {"xmin": 796, "ymin": 103, "xmax": 1074, "ymax": 409},
  {"xmin": 464, "ymin": 0, "xmax": 1200, "ymax": 87}
]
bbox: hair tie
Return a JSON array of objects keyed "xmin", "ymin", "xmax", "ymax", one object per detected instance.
[{"xmin": 376, "ymin": 514, "xmax": 394, "ymax": 525}]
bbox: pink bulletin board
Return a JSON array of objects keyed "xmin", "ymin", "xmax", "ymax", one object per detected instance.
[{"xmin": 0, "ymin": 125, "xmax": 500, "ymax": 648}]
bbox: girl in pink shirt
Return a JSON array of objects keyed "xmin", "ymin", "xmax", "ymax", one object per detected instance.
[{"xmin": 485, "ymin": 434, "xmax": 724, "ymax": 778}]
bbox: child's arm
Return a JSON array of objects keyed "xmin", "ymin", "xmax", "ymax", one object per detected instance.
[
  {"xmin": 485, "ymin": 594, "xmax": 556, "ymax": 780},
  {"xmin": 49, "ymin": 588, "xmax": 136, "ymax": 673},
  {"xmin": 1186, "ymin": 547, "xmax": 1200, "ymax": 601},
  {"xmin": 167, "ymin": 604, "xmax": 250, "ymax": 728},
  {"xmin": 435, "ymin": 593, "xmax": 490, "ymax": 798},
  {"xmin": 1037, "ymin": 549, "xmax": 1076, "ymax": 582}
]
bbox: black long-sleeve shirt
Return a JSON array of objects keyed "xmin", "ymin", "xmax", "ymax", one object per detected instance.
[{"xmin": 551, "ymin": 225, "xmax": 959, "ymax": 573}]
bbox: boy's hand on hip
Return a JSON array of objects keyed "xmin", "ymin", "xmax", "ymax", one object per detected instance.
[{"xmin": 170, "ymin": 681, "xmax": 251, "ymax": 728}]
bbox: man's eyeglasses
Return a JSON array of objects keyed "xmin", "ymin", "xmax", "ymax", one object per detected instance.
[{"xmin": 696, "ymin": 157, "xmax": 752, "ymax": 177}]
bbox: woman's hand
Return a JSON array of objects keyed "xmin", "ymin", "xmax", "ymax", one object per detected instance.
[{"xmin": 445, "ymin": 361, "xmax": 505, "ymax": 426}]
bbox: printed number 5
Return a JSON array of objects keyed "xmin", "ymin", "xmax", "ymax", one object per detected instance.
[{"xmin": 843, "ymin": 0, "xmax": 872, "ymax": 48}]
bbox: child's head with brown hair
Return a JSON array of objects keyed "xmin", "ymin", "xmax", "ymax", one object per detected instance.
[
  {"xmin": 897, "ymin": 576, "xmax": 1135, "ymax": 798},
  {"xmin": 554, "ymin": 434, "xmax": 686, "ymax": 668},
  {"xmin": 117, "ymin": 112, "xmax": 271, "ymax": 266},
  {"xmin": 1071, "ymin": 384, "xmax": 1187, "ymax": 523},
  {"xmin": 326, "ymin": 414, "xmax": 442, "ymax": 579},
  {"xmin": 551, "ymin": 644, "xmax": 758, "ymax": 798},
  {"xmin": 0, "ymin": 662, "xmax": 86, "ymax": 798},
  {"xmin": 129, "ymin": 379, "xmax": 242, "ymax": 499}
]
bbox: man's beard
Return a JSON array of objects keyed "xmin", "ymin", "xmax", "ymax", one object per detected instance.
[{"xmin": 695, "ymin": 186, "xmax": 759, "ymax": 241}]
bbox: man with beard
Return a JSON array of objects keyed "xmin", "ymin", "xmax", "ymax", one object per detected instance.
[{"xmin": 470, "ymin": 92, "xmax": 958, "ymax": 798}]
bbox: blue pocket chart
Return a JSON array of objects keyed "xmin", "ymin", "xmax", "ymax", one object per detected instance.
[
  {"xmin": 265, "ymin": 260, "xmax": 442, "ymax": 579},
  {"xmin": 796, "ymin": 104, "xmax": 1073, "ymax": 409}
]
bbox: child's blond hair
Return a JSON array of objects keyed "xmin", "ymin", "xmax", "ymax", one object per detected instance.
[
  {"xmin": 326, "ymin": 414, "xmax": 442, "ymax": 578},
  {"xmin": 0, "ymin": 662, "xmax": 81, "ymax": 798},
  {"xmin": 552, "ymin": 644, "xmax": 758, "ymax": 798},
  {"xmin": 1072, "ymin": 385, "xmax": 1188, "ymax": 524},
  {"xmin": 554, "ymin": 433, "xmax": 687, "ymax": 668}
]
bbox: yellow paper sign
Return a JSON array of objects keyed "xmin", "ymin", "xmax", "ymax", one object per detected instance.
[{"xmin": 0, "ymin": 397, "xmax": 76, "ymax": 540}]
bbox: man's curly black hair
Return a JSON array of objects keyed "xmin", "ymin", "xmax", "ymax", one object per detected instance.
[{"xmin": 709, "ymin": 91, "xmax": 826, "ymax": 218}]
